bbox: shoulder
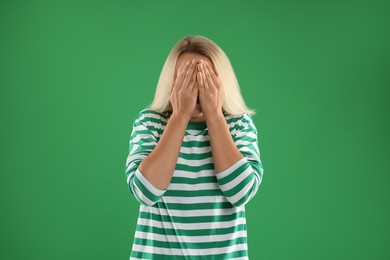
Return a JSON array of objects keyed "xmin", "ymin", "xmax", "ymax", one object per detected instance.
[
  {"xmin": 133, "ymin": 108, "xmax": 169, "ymax": 137},
  {"xmin": 224, "ymin": 111, "xmax": 253, "ymax": 127},
  {"xmin": 135, "ymin": 108, "xmax": 168, "ymax": 122},
  {"xmin": 223, "ymin": 112, "xmax": 256, "ymax": 137}
]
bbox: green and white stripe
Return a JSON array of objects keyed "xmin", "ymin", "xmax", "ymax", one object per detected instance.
[{"xmin": 125, "ymin": 109, "xmax": 264, "ymax": 259}]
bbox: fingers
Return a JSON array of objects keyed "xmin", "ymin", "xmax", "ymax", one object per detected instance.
[
  {"xmin": 175, "ymin": 60, "xmax": 192, "ymax": 92},
  {"xmin": 202, "ymin": 60, "xmax": 219, "ymax": 89},
  {"xmin": 182, "ymin": 59, "xmax": 198, "ymax": 90},
  {"xmin": 189, "ymin": 61, "xmax": 198, "ymax": 92},
  {"xmin": 207, "ymin": 63, "xmax": 219, "ymax": 87},
  {"xmin": 199, "ymin": 61, "xmax": 210, "ymax": 92},
  {"xmin": 197, "ymin": 71, "xmax": 204, "ymax": 96},
  {"xmin": 197, "ymin": 63, "xmax": 203, "ymax": 87}
]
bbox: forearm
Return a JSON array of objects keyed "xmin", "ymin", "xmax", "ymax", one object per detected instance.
[
  {"xmin": 206, "ymin": 111, "xmax": 244, "ymax": 174},
  {"xmin": 138, "ymin": 112, "xmax": 190, "ymax": 189}
]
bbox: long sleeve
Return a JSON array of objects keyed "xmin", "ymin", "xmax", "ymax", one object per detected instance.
[
  {"xmin": 125, "ymin": 112, "xmax": 167, "ymax": 206},
  {"xmin": 215, "ymin": 113, "xmax": 264, "ymax": 207}
]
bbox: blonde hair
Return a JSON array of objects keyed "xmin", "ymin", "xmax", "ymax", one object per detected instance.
[{"xmin": 147, "ymin": 35, "xmax": 256, "ymax": 117}]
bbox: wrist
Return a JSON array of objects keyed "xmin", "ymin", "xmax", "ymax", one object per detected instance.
[
  {"xmin": 205, "ymin": 109, "xmax": 224, "ymax": 122},
  {"xmin": 170, "ymin": 111, "xmax": 191, "ymax": 124}
]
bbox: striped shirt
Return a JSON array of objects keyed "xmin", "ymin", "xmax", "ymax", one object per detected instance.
[{"xmin": 125, "ymin": 108, "xmax": 264, "ymax": 259}]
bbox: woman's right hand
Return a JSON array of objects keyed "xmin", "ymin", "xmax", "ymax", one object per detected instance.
[{"xmin": 170, "ymin": 59, "xmax": 198, "ymax": 118}]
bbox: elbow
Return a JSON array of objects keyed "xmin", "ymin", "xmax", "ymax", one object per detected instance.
[
  {"xmin": 218, "ymin": 165, "xmax": 263, "ymax": 208},
  {"xmin": 125, "ymin": 167, "xmax": 167, "ymax": 206},
  {"xmin": 216, "ymin": 157, "xmax": 264, "ymax": 207},
  {"xmin": 227, "ymin": 175, "xmax": 262, "ymax": 208}
]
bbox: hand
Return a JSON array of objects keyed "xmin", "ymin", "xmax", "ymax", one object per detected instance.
[
  {"xmin": 196, "ymin": 59, "xmax": 224, "ymax": 120},
  {"xmin": 170, "ymin": 59, "xmax": 199, "ymax": 118}
]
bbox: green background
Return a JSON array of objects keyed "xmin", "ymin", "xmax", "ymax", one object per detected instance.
[{"xmin": 1, "ymin": 0, "xmax": 389, "ymax": 259}]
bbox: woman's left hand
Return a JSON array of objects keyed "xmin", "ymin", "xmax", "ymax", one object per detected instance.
[{"xmin": 196, "ymin": 59, "xmax": 225, "ymax": 120}]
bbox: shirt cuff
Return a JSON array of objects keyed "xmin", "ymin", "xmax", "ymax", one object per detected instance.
[
  {"xmin": 215, "ymin": 157, "xmax": 248, "ymax": 179},
  {"xmin": 135, "ymin": 168, "xmax": 167, "ymax": 197}
]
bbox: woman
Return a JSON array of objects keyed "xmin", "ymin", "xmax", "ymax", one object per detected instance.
[{"xmin": 125, "ymin": 35, "xmax": 264, "ymax": 259}]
